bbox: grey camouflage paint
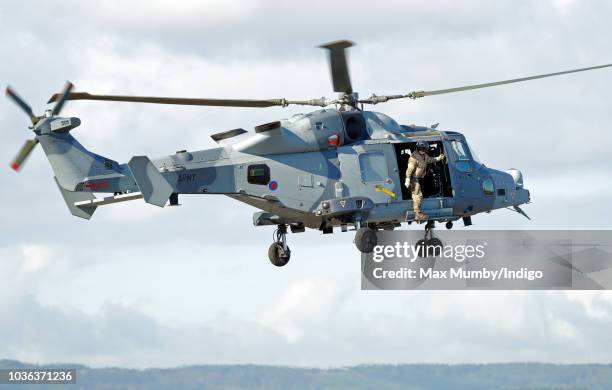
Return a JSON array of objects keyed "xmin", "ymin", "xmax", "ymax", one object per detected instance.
[{"xmin": 35, "ymin": 108, "xmax": 531, "ymax": 229}]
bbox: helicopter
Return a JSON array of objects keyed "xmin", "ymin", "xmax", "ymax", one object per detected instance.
[{"xmin": 6, "ymin": 40, "xmax": 612, "ymax": 266}]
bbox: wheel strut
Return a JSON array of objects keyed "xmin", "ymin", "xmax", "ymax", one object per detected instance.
[
  {"xmin": 274, "ymin": 224, "xmax": 289, "ymax": 251},
  {"xmin": 424, "ymin": 220, "xmax": 435, "ymax": 240},
  {"xmin": 415, "ymin": 220, "xmax": 443, "ymax": 258}
]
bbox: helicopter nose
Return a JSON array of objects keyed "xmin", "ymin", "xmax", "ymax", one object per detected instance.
[{"xmin": 505, "ymin": 168, "xmax": 524, "ymax": 189}]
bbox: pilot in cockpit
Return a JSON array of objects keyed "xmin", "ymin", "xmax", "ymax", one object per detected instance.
[{"xmin": 404, "ymin": 141, "xmax": 445, "ymax": 221}]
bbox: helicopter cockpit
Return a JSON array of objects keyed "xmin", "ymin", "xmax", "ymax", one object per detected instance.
[{"xmin": 447, "ymin": 138, "xmax": 483, "ymax": 173}]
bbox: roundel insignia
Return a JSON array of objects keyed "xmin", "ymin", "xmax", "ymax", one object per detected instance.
[{"xmin": 269, "ymin": 181, "xmax": 278, "ymax": 191}]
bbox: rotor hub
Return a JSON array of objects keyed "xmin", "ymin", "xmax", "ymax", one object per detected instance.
[{"xmin": 339, "ymin": 92, "xmax": 359, "ymax": 110}]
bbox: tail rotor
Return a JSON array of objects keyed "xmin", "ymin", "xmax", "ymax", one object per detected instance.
[
  {"xmin": 51, "ymin": 82, "xmax": 73, "ymax": 116},
  {"xmin": 5, "ymin": 86, "xmax": 39, "ymax": 126},
  {"xmin": 6, "ymin": 82, "xmax": 73, "ymax": 171}
]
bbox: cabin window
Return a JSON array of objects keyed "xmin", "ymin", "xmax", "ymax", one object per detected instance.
[
  {"xmin": 483, "ymin": 178, "xmax": 495, "ymax": 195},
  {"xmin": 247, "ymin": 164, "xmax": 270, "ymax": 185},
  {"xmin": 359, "ymin": 152, "xmax": 387, "ymax": 182}
]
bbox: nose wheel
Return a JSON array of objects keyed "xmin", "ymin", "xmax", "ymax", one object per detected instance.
[{"xmin": 268, "ymin": 224, "xmax": 291, "ymax": 267}]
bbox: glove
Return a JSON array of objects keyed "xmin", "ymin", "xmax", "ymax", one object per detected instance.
[{"xmin": 404, "ymin": 177, "xmax": 410, "ymax": 188}]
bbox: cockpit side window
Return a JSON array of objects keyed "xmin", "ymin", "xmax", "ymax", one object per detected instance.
[
  {"xmin": 465, "ymin": 140, "xmax": 481, "ymax": 163},
  {"xmin": 482, "ymin": 178, "xmax": 495, "ymax": 195},
  {"xmin": 450, "ymin": 140, "xmax": 478, "ymax": 173},
  {"xmin": 450, "ymin": 140, "xmax": 471, "ymax": 160}
]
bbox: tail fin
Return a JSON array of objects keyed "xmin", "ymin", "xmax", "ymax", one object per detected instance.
[{"xmin": 37, "ymin": 132, "xmax": 123, "ymax": 192}]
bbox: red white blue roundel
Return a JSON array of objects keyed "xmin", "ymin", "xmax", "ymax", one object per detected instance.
[{"xmin": 269, "ymin": 181, "xmax": 278, "ymax": 191}]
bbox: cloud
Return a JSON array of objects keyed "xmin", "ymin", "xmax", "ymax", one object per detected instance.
[
  {"xmin": 20, "ymin": 244, "xmax": 54, "ymax": 273},
  {"xmin": 3, "ymin": 280, "xmax": 612, "ymax": 368},
  {"xmin": 259, "ymin": 279, "xmax": 344, "ymax": 343}
]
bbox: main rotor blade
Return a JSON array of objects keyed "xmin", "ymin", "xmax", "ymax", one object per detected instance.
[
  {"xmin": 10, "ymin": 138, "xmax": 39, "ymax": 171},
  {"xmin": 47, "ymin": 92, "xmax": 330, "ymax": 108},
  {"xmin": 408, "ymin": 63, "xmax": 612, "ymax": 99},
  {"xmin": 319, "ymin": 40, "xmax": 354, "ymax": 94},
  {"xmin": 5, "ymin": 86, "xmax": 38, "ymax": 125},
  {"xmin": 51, "ymin": 81, "xmax": 74, "ymax": 116}
]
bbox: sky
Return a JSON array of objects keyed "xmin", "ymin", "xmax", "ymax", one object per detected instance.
[{"xmin": 1, "ymin": 0, "xmax": 612, "ymax": 368}]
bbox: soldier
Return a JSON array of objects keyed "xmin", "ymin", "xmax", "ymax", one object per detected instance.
[{"xmin": 405, "ymin": 141, "xmax": 445, "ymax": 221}]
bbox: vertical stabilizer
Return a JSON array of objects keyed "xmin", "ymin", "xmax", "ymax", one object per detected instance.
[{"xmin": 127, "ymin": 156, "xmax": 173, "ymax": 207}]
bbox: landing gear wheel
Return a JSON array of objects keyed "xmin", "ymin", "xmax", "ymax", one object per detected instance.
[
  {"xmin": 416, "ymin": 221, "xmax": 443, "ymax": 258},
  {"xmin": 269, "ymin": 224, "xmax": 291, "ymax": 267},
  {"xmin": 355, "ymin": 227, "xmax": 378, "ymax": 253},
  {"xmin": 268, "ymin": 242, "xmax": 291, "ymax": 267},
  {"xmin": 426, "ymin": 237, "xmax": 443, "ymax": 257},
  {"xmin": 415, "ymin": 239, "xmax": 427, "ymax": 258},
  {"xmin": 415, "ymin": 238, "xmax": 443, "ymax": 258}
]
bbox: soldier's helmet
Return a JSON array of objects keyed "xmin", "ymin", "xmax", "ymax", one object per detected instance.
[{"xmin": 416, "ymin": 141, "xmax": 429, "ymax": 151}]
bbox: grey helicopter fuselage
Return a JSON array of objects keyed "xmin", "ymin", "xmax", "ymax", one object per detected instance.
[{"xmin": 34, "ymin": 107, "xmax": 530, "ymax": 232}]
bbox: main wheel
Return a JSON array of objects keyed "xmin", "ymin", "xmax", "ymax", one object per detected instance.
[
  {"xmin": 426, "ymin": 237, "xmax": 443, "ymax": 257},
  {"xmin": 416, "ymin": 238, "xmax": 443, "ymax": 258},
  {"xmin": 415, "ymin": 239, "xmax": 427, "ymax": 258},
  {"xmin": 354, "ymin": 227, "xmax": 378, "ymax": 253},
  {"xmin": 268, "ymin": 242, "xmax": 291, "ymax": 267}
]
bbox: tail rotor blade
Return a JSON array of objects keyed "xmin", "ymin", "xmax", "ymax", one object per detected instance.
[
  {"xmin": 51, "ymin": 81, "xmax": 74, "ymax": 116},
  {"xmin": 10, "ymin": 138, "xmax": 39, "ymax": 171},
  {"xmin": 5, "ymin": 86, "xmax": 38, "ymax": 125}
]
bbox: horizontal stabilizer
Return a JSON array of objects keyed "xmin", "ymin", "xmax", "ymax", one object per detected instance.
[
  {"xmin": 74, "ymin": 192, "xmax": 144, "ymax": 208},
  {"xmin": 54, "ymin": 177, "xmax": 97, "ymax": 219},
  {"xmin": 127, "ymin": 156, "xmax": 173, "ymax": 207}
]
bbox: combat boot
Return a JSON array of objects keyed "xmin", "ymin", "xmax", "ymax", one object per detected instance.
[{"xmin": 414, "ymin": 212, "xmax": 429, "ymax": 221}]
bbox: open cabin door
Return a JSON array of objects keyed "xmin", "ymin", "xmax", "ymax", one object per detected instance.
[{"xmin": 393, "ymin": 141, "xmax": 454, "ymax": 219}]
